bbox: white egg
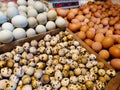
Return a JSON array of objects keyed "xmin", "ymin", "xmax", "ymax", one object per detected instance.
[
  {"xmin": 26, "ymin": 28, "xmax": 36, "ymax": 37},
  {"xmin": 34, "ymin": 1, "xmax": 44, "ymax": 12},
  {"xmin": 18, "ymin": 5, "xmax": 27, "ymax": 12},
  {"xmin": 7, "ymin": 2, "xmax": 17, "ymax": 7},
  {"xmin": 2, "ymin": 22, "xmax": 14, "ymax": 31},
  {"xmin": 46, "ymin": 21, "xmax": 56, "ymax": 31},
  {"xmin": 36, "ymin": 13, "xmax": 47, "ymax": 25},
  {"xmin": 17, "ymin": 0, "xmax": 27, "ymax": 5},
  {"xmin": 13, "ymin": 28, "xmax": 26, "ymax": 39},
  {"xmin": 0, "ymin": 30, "xmax": 13, "ymax": 43},
  {"xmin": 27, "ymin": 9, "xmax": 38, "ymax": 17},
  {"xmin": 12, "ymin": 15, "xmax": 28, "ymax": 28},
  {"xmin": 27, "ymin": 6, "xmax": 34, "ymax": 10},
  {"xmin": 36, "ymin": 25, "xmax": 46, "ymax": 33},
  {"xmin": 22, "ymin": 85, "xmax": 32, "ymax": 90},
  {"xmin": 0, "ymin": 11, "xmax": 7, "ymax": 24},
  {"xmin": 7, "ymin": 7, "xmax": 19, "ymax": 19},
  {"xmin": 47, "ymin": 10, "xmax": 57, "ymax": 21}
]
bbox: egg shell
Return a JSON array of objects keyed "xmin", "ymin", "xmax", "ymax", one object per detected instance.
[
  {"xmin": 19, "ymin": 11, "xmax": 27, "ymax": 17},
  {"xmin": 34, "ymin": 1, "xmax": 44, "ymax": 13},
  {"xmin": 46, "ymin": 21, "xmax": 56, "ymax": 31},
  {"xmin": 110, "ymin": 59, "xmax": 120, "ymax": 70},
  {"xmin": 92, "ymin": 42, "xmax": 102, "ymax": 52},
  {"xmin": 12, "ymin": 15, "xmax": 28, "ymax": 28},
  {"xmin": 0, "ymin": 11, "xmax": 7, "ymax": 24},
  {"xmin": 27, "ymin": 9, "xmax": 38, "ymax": 17},
  {"xmin": 47, "ymin": 10, "xmax": 57, "ymax": 21},
  {"xmin": 7, "ymin": 2, "xmax": 17, "ymax": 7},
  {"xmin": 2, "ymin": 22, "xmax": 14, "ymax": 31},
  {"xmin": 27, "ymin": 17, "xmax": 37, "ymax": 28},
  {"xmin": 17, "ymin": 0, "xmax": 27, "ymax": 5},
  {"xmin": 99, "ymin": 50, "xmax": 110, "ymax": 60},
  {"xmin": 0, "ymin": 30, "xmax": 13, "ymax": 43},
  {"xmin": 37, "ymin": 13, "xmax": 47, "ymax": 25},
  {"xmin": 18, "ymin": 5, "xmax": 27, "ymax": 12},
  {"xmin": 13, "ymin": 28, "xmax": 26, "ymax": 39},
  {"xmin": 36, "ymin": 25, "xmax": 46, "ymax": 33},
  {"xmin": 55, "ymin": 17, "xmax": 66, "ymax": 28},
  {"xmin": 22, "ymin": 85, "xmax": 32, "ymax": 90},
  {"xmin": 7, "ymin": 7, "xmax": 19, "ymax": 19},
  {"xmin": 26, "ymin": 28, "xmax": 36, "ymax": 37}
]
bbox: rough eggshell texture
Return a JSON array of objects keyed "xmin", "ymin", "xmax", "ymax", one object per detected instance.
[
  {"xmin": 0, "ymin": 30, "xmax": 13, "ymax": 43},
  {"xmin": 13, "ymin": 28, "xmax": 26, "ymax": 39},
  {"xmin": 110, "ymin": 59, "xmax": 120, "ymax": 70},
  {"xmin": 46, "ymin": 21, "xmax": 56, "ymax": 31},
  {"xmin": 0, "ymin": 11, "xmax": 7, "ymax": 24},
  {"xmin": 36, "ymin": 13, "xmax": 47, "ymax": 25},
  {"xmin": 2, "ymin": 22, "xmax": 14, "ymax": 31},
  {"xmin": 12, "ymin": 15, "xmax": 28, "ymax": 28},
  {"xmin": 7, "ymin": 7, "xmax": 19, "ymax": 19},
  {"xmin": 26, "ymin": 28, "xmax": 36, "ymax": 37},
  {"xmin": 34, "ymin": 1, "xmax": 44, "ymax": 13},
  {"xmin": 36, "ymin": 25, "xmax": 46, "ymax": 33}
]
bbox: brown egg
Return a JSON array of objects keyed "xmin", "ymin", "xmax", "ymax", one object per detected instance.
[
  {"xmin": 71, "ymin": 19, "xmax": 80, "ymax": 23},
  {"xmin": 56, "ymin": 8, "xmax": 68, "ymax": 17},
  {"xmin": 110, "ymin": 59, "xmax": 120, "ymax": 70},
  {"xmin": 67, "ymin": 13, "xmax": 75, "ymax": 21},
  {"xmin": 105, "ymin": 30, "xmax": 113, "ymax": 37},
  {"xmin": 99, "ymin": 50, "xmax": 110, "ymax": 60},
  {"xmin": 75, "ymin": 15, "xmax": 85, "ymax": 22},
  {"xmin": 76, "ymin": 31, "xmax": 86, "ymax": 40},
  {"xmin": 88, "ymin": 21, "xmax": 94, "ymax": 27},
  {"xmin": 102, "ymin": 36, "xmax": 114, "ymax": 49},
  {"xmin": 70, "ymin": 8, "xmax": 79, "ymax": 15},
  {"xmin": 94, "ymin": 33, "xmax": 105, "ymax": 42},
  {"xmin": 80, "ymin": 25, "xmax": 89, "ymax": 32},
  {"xmin": 86, "ymin": 30, "xmax": 95, "ymax": 39},
  {"xmin": 92, "ymin": 42, "xmax": 102, "ymax": 52},
  {"xmin": 109, "ymin": 46, "xmax": 120, "ymax": 58},
  {"xmin": 69, "ymin": 23, "xmax": 80, "ymax": 32},
  {"xmin": 84, "ymin": 39, "xmax": 94, "ymax": 47}
]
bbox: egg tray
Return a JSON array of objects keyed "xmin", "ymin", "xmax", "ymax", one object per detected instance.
[{"xmin": 0, "ymin": 28, "xmax": 120, "ymax": 90}]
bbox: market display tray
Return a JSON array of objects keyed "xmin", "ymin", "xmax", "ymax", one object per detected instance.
[{"xmin": 0, "ymin": 28, "xmax": 119, "ymax": 90}]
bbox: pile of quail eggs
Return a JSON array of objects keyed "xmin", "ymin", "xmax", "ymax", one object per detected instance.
[
  {"xmin": 0, "ymin": 31, "xmax": 116, "ymax": 90},
  {"xmin": 0, "ymin": 0, "xmax": 66, "ymax": 44}
]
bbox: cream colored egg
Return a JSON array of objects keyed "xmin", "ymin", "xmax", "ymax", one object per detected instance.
[
  {"xmin": 13, "ymin": 28, "xmax": 26, "ymax": 39},
  {"xmin": 55, "ymin": 17, "xmax": 66, "ymax": 28},
  {"xmin": 7, "ymin": 7, "xmax": 19, "ymax": 19},
  {"xmin": 27, "ymin": 17, "xmax": 37, "ymax": 28},
  {"xmin": 26, "ymin": 28, "xmax": 36, "ymax": 37},
  {"xmin": 46, "ymin": 21, "xmax": 56, "ymax": 31},
  {"xmin": 34, "ymin": 1, "xmax": 44, "ymax": 12},
  {"xmin": 27, "ymin": 0, "xmax": 35, "ymax": 6},
  {"xmin": 27, "ymin": 9, "xmax": 38, "ymax": 17},
  {"xmin": 47, "ymin": 10, "xmax": 57, "ymax": 21},
  {"xmin": 18, "ymin": 5, "xmax": 27, "ymax": 12},
  {"xmin": 0, "ymin": 30, "xmax": 13, "ymax": 43},
  {"xmin": 36, "ymin": 25, "xmax": 46, "ymax": 33},
  {"xmin": 12, "ymin": 15, "xmax": 28, "ymax": 28},
  {"xmin": 36, "ymin": 13, "xmax": 47, "ymax": 25},
  {"xmin": 17, "ymin": 0, "xmax": 27, "ymax": 5},
  {"xmin": 2, "ymin": 22, "xmax": 14, "ymax": 31}
]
